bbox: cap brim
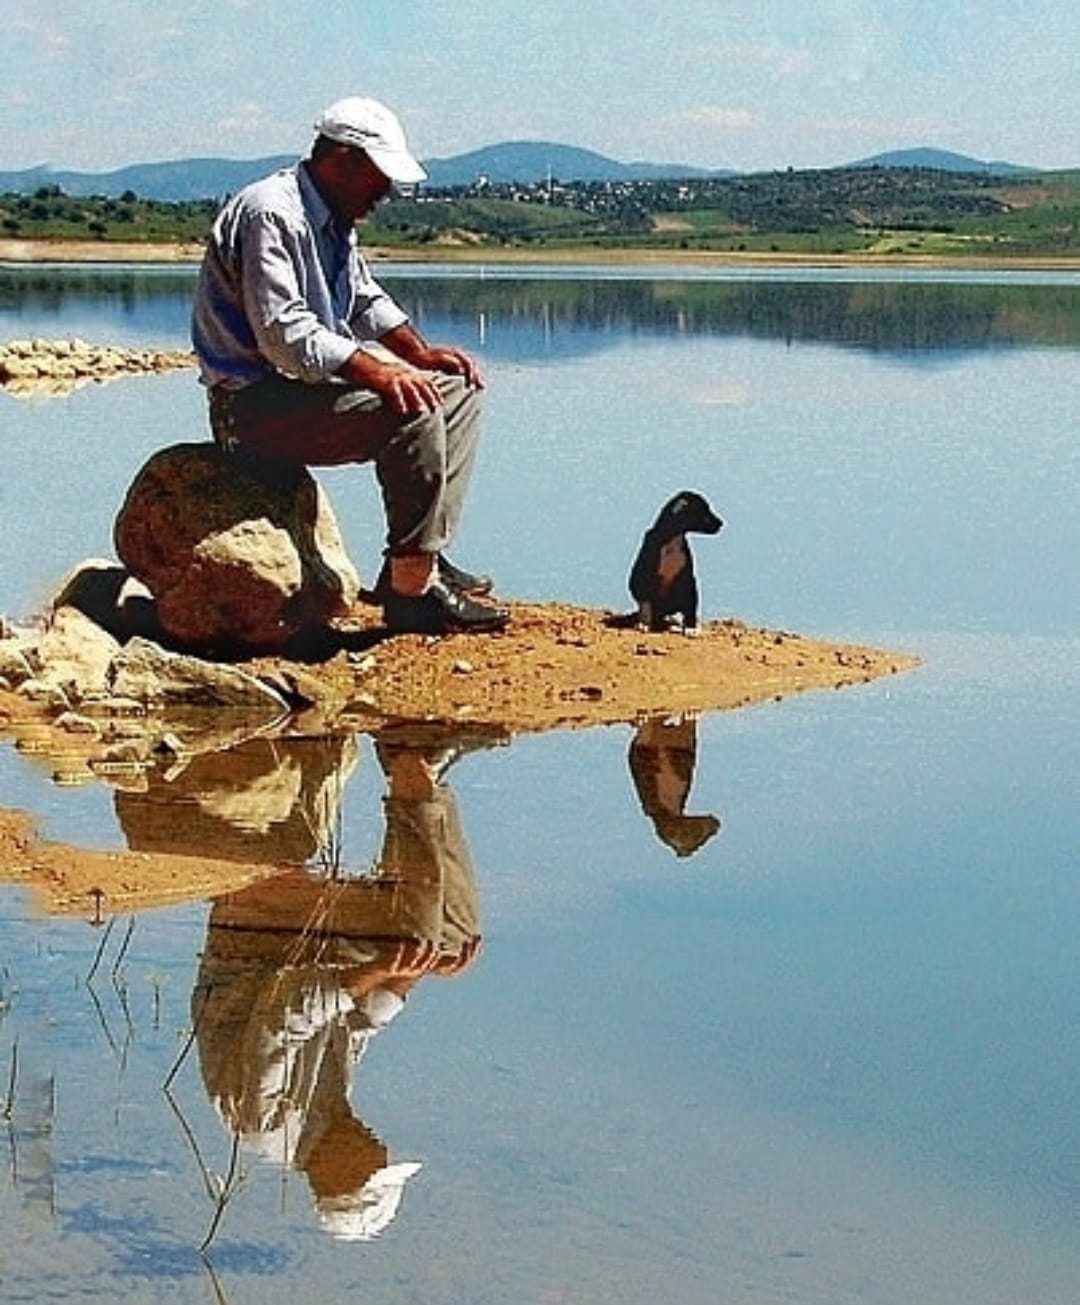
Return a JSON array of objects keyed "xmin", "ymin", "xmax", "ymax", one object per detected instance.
[{"xmin": 367, "ymin": 147, "xmax": 427, "ymax": 185}]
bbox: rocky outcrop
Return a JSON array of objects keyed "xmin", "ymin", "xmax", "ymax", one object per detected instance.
[
  {"xmin": 0, "ymin": 437, "xmax": 371, "ymax": 785},
  {"xmin": 0, "ymin": 337, "xmax": 194, "ymax": 397},
  {"xmin": 0, "ymin": 560, "xmax": 296, "ymax": 718},
  {"xmin": 114, "ymin": 443, "xmax": 361, "ymax": 655},
  {"xmin": 0, "ymin": 563, "xmax": 298, "ymax": 788},
  {"xmin": 110, "ymin": 637, "xmax": 292, "ymax": 712}
]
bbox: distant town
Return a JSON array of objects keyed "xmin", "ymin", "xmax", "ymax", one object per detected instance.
[{"xmin": 2, "ymin": 162, "xmax": 1079, "ymax": 260}]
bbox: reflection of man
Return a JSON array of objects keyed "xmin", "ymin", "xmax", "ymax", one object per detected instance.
[
  {"xmin": 192, "ymin": 728, "xmax": 489, "ymax": 1239},
  {"xmin": 628, "ymin": 715, "xmax": 721, "ymax": 858}
]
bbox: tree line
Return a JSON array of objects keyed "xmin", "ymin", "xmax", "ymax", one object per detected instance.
[{"xmin": 2, "ymin": 167, "xmax": 1078, "ymax": 257}]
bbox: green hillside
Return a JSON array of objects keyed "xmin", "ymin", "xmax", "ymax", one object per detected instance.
[
  {"xmin": 0, "ymin": 187, "xmax": 216, "ymax": 243},
  {"xmin": 3, "ymin": 167, "xmax": 1079, "ymax": 258}
]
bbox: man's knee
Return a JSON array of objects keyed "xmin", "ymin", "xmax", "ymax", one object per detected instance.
[
  {"xmin": 434, "ymin": 372, "xmax": 481, "ymax": 414},
  {"xmin": 437, "ymin": 375, "xmax": 483, "ymax": 445}
]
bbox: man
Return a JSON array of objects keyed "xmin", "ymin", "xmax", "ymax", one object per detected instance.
[{"xmin": 192, "ymin": 96, "xmax": 508, "ymax": 635}]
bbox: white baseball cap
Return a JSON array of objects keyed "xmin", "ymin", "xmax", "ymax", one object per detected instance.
[
  {"xmin": 314, "ymin": 97, "xmax": 427, "ymax": 184},
  {"xmin": 318, "ymin": 1161, "xmax": 423, "ymax": 1241}
]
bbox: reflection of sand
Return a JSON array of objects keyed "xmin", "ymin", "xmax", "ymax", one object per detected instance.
[{"xmin": 0, "ymin": 809, "xmax": 280, "ymax": 915}]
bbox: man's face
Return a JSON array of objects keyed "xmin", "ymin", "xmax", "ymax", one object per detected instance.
[{"xmin": 322, "ymin": 146, "xmax": 394, "ymax": 222}]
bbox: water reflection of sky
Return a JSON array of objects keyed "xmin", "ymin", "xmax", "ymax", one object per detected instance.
[{"xmin": 1, "ymin": 268, "xmax": 1078, "ymax": 1304}]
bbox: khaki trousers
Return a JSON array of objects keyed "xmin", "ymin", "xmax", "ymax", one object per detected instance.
[{"xmin": 210, "ymin": 370, "xmax": 482, "ymax": 557}]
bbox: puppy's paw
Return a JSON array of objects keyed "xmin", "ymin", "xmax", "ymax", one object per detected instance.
[{"xmin": 682, "ymin": 624, "xmax": 701, "ymax": 638}]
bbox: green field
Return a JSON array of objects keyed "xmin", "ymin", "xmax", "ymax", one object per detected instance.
[{"xmin": 3, "ymin": 167, "xmax": 1079, "ymax": 259}]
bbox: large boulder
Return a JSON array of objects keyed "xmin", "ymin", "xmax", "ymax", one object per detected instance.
[{"xmin": 114, "ymin": 443, "xmax": 360, "ymax": 653}]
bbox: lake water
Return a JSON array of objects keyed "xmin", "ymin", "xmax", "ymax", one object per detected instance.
[{"xmin": 0, "ymin": 262, "xmax": 1078, "ymax": 1304}]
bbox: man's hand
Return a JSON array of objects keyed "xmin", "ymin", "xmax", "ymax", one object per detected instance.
[
  {"xmin": 339, "ymin": 349, "xmax": 442, "ymax": 418},
  {"xmin": 412, "ymin": 344, "xmax": 485, "ymax": 389},
  {"xmin": 372, "ymin": 363, "xmax": 442, "ymax": 418}
]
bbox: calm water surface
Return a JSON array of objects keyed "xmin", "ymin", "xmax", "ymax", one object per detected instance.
[{"xmin": 0, "ymin": 264, "xmax": 1077, "ymax": 1304}]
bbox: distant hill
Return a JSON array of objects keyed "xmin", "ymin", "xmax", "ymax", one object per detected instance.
[
  {"xmin": 848, "ymin": 147, "xmax": 1030, "ymax": 175},
  {"xmin": 421, "ymin": 141, "xmax": 731, "ymax": 187},
  {"xmin": 0, "ymin": 142, "xmax": 732, "ymax": 202},
  {"xmin": 0, "ymin": 155, "xmax": 296, "ymax": 202},
  {"xmin": 0, "ymin": 142, "xmax": 1042, "ymax": 202}
]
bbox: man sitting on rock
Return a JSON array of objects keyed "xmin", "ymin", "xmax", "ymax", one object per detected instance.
[{"xmin": 192, "ymin": 96, "xmax": 508, "ymax": 636}]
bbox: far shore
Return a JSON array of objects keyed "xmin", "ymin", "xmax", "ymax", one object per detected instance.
[{"xmin": 3, "ymin": 236, "xmax": 1080, "ymax": 273}]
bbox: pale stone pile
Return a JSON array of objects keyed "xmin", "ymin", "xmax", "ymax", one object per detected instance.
[
  {"xmin": 0, "ymin": 567, "xmax": 296, "ymax": 787},
  {"xmin": 0, "ymin": 442, "xmax": 368, "ymax": 784},
  {"xmin": 0, "ymin": 571, "xmax": 294, "ymax": 717},
  {"xmin": 0, "ymin": 337, "xmax": 194, "ymax": 397}
]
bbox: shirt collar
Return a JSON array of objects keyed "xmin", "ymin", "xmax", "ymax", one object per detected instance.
[{"xmin": 297, "ymin": 160, "xmax": 353, "ymax": 241}]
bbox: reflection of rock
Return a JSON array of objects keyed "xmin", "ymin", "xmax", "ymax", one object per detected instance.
[
  {"xmin": 0, "ymin": 716, "xmax": 363, "ymax": 915},
  {"xmin": 114, "ymin": 443, "xmax": 360, "ymax": 654},
  {"xmin": 117, "ymin": 734, "xmax": 358, "ymax": 866},
  {"xmin": 628, "ymin": 715, "xmax": 721, "ymax": 858},
  {"xmin": 193, "ymin": 743, "xmax": 483, "ymax": 1240}
]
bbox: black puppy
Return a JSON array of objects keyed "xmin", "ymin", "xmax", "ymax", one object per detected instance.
[{"xmin": 629, "ymin": 491, "xmax": 723, "ymax": 634}]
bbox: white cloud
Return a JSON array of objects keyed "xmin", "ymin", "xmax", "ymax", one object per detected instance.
[{"xmin": 671, "ymin": 106, "xmax": 758, "ymax": 133}]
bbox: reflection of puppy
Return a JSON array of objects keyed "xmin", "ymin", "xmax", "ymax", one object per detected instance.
[
  {"xmin": 628, "ymin": 715, "xmax": 721, "ymax": 859},
  {"xmin": 629, "ymin": 491, "xmax": 723, "ymax": 633}
]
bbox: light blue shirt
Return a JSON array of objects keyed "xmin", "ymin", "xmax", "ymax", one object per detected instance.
[{"xmin": 192, "ymin": 162, "xmax": 409, "ymax": 390}]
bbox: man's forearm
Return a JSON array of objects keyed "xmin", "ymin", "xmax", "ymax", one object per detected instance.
[
  {"xmin": 377, "ymin": 323, "xmax": 485, "ymax": 388},
  {"xmin": 376, "ymin": 322, "xmax": 432, "ymax": 368}
]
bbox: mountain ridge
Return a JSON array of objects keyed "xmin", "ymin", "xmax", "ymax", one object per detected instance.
[
  {"xmin": 0, "ymin": 142, "xmax": 1042, "ymax": 202},
  {"xmin": 850, "ymin": 146, "xmax": 1030, "ymax": 174}
]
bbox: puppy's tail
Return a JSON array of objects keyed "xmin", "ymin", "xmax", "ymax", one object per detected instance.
[{"xmin": 605, "ymin": 611, "xmax": 641, "ymax": 630}]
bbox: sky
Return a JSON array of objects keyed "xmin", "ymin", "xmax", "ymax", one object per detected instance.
[{"xmin": 3, "ymin": 1, "xmax": 1077, "ymax": 175}]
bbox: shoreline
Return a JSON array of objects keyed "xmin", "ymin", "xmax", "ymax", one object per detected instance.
[
  {"xmin": 3, "ymin": 236, "xmax": 1080, "ymax": 273},
  {"xmin": 0, "ymin": 600, "xmax": 918, "ymax": 913}
]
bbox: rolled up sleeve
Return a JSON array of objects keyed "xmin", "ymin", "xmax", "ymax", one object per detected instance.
[{"xmin": 349, "ymin": 252, "xmax": 410, "ymax": 341}]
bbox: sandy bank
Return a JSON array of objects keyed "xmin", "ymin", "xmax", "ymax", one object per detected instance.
[
  {"xmin": 0, "ymin": 598, "xmax": 917, "ymax": 914},
  {"xmin": 3, "ymin": 236, "xmax": 1079, "ymax": 272}
]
